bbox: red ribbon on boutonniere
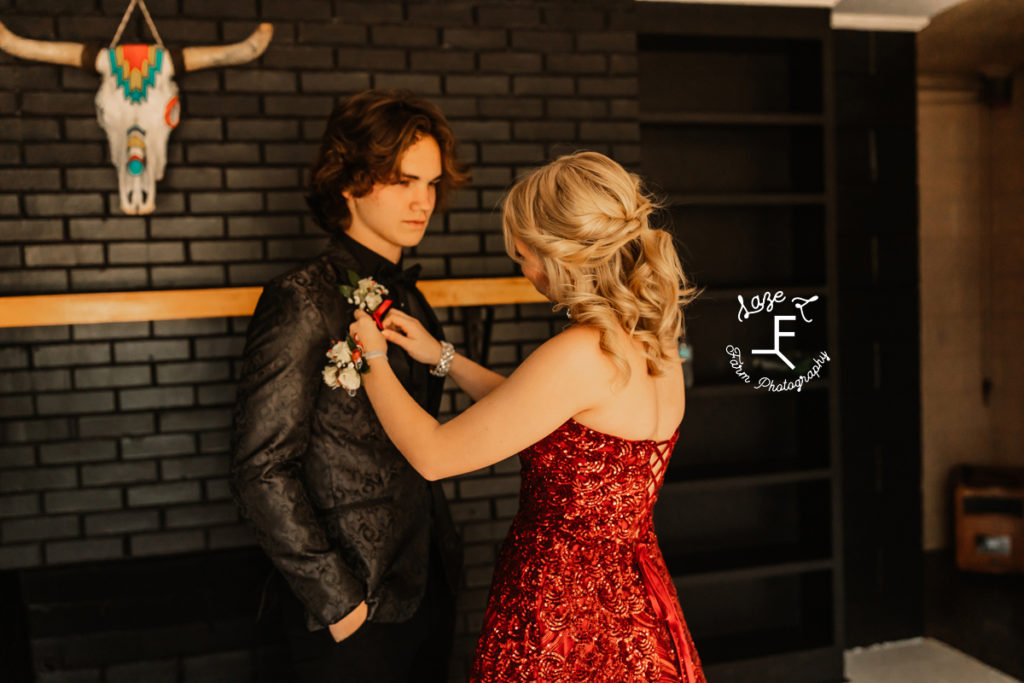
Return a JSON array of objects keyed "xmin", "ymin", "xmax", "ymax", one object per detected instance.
[{"xmin": 371, "ymin": 298, "xmax": 393, "ymax": 330}]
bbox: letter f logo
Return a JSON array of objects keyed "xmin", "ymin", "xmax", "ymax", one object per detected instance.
[{"xmin": 752, "ymin": 315, "xmax": 797, "ymax": 369}]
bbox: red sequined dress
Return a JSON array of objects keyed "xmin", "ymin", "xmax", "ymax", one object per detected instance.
[{"xmin": 469, "ymin": 418, "xmax": 706, "ymax": 683}]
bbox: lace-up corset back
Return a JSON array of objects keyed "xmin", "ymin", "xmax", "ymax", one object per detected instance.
[
  {"xmin": 645, "ymin": 434, "xmax": 673, "ymax": 501},
  {"xmin": 517, "ymin": 418, "xmax": 676, "ymax": 537}
]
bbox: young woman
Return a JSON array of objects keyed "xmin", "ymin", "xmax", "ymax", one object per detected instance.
[{"xmin": 349, "ymin": 151, "xmax": 706, "ymax": 682}]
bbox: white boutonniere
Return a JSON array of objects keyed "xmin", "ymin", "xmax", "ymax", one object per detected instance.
[{"xmin": 339, "ymin": 270, "xmax": 393, "ymax": 328}]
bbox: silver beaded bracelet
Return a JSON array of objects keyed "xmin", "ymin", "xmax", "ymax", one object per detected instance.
[
  {"xmin": 363, "ymin": 350, "xmax": 388, "ymax": 361},
  {"xmin": 430, "ymin": 340, "xmax": 455, "ymax": 377}
]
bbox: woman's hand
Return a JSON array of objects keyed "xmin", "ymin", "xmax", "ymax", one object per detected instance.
[
  {"xmin": 349, "ymin": 309, "xmax": 387, "ymax": 355},
  {"xmin": 328, "ymin": 600, "xmax": 368, "ymax": 642},
  {"xmin": 381, "ymin": 309, "xmax": 443, "ymax": 366}
]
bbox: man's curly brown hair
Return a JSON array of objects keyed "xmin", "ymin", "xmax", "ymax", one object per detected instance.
[{"xmin": 306, "ymin": 89, "xmax": 470, "ymax": 236}]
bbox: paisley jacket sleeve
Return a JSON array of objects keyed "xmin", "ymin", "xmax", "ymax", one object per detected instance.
[{"xmin": 229, "ymin": 278, "xmax": 363, "ymax": 629}]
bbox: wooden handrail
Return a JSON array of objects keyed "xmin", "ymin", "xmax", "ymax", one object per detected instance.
[{"xmin": 0, "ymin": 278, "xmax": 548, "ymax": 328}]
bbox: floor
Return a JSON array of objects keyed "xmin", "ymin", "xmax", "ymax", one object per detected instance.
[{"xmin": 845, "ymin": 637, "xmax": 1022, "ymax": 683}]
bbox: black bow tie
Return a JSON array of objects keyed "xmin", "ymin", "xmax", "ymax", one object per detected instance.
[{"xmin": 375, "ymin": 262, "xmax": 422, "ymax": 290}]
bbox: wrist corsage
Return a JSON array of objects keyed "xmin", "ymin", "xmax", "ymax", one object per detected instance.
[
  {"xmin": 339, "ymin": 269, "xmax": 392, "ymax": 330},
  {"xmin": 322, "ymin": 335, "xmax": 371, "ymax": 396}
]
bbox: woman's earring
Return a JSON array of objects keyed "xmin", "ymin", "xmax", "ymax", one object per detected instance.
[{"xmin": 565, "ymin": 309, "xmax": 572, "ymax": 320}]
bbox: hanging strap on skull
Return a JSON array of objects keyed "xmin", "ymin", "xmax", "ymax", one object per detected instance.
[{"xmin": 109, "ymin": 0, "xmax": 165, "ymax": 48}]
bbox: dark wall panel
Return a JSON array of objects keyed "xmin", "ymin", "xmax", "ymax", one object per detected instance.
[{"xmin": 834, "ymin": 29, "xmax": 922, "ymax": 648}]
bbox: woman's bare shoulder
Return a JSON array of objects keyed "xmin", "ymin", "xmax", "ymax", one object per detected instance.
[
  {"xmin": 520, "ymin": 324, "xmax": 616, "ymax": 384},
  {"xmin": 544, "ymin": 324, "xmax": 609, "ymax": 360}
]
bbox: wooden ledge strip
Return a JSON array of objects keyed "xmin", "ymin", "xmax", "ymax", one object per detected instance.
[
  {"xmin": 0, "ymin": 278, "xmax": 548, "ymax": 329},
  {"xmin": 419, "ymin": 277, "xmax": 546, "ymax": 308},
  {"xmin": 0, "ymin": 287, "xmax": 264, "ymax": 328}
]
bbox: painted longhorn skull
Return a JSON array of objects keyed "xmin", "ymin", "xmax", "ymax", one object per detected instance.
[{"xmin": 0, "ymin": 21, "xmax": 273, "ymax": 214}]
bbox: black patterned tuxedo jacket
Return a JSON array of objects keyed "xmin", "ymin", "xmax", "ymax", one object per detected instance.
[{"xmin": 229, "ymin": 235, "xmax": 463, "ymax": 632}]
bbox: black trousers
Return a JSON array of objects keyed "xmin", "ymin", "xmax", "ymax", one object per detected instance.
[{"xmin": 279, "ymin": 536, "xmax": 457, "ymax": 683}]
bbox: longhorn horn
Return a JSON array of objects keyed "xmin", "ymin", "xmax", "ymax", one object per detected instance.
[
  {"xmin": 181, "ymin": 22, "xmax": 273, "ymax": 72},
  {"xmin": 0, "ymin": 19, "xmax": 95, "ymax": 71}
]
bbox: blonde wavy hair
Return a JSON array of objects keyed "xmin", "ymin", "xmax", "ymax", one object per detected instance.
[{"xmin": 502, "ymin": 151, "xmax": 702, "ymax": 386}]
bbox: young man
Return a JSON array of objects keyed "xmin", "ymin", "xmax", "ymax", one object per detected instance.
[{"xmin": 230, "ymin": 89, "xmax": 469, "ymax": 682}]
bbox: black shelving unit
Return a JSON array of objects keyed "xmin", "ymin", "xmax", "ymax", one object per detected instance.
[{"xmin": 639, "ymin": 4, "xmax": 843, "ymax": 683}]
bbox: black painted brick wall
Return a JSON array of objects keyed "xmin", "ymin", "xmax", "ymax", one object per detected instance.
[{"xmin": 0, "ymin": 0, "xmax": 639, "ymax": 679}]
